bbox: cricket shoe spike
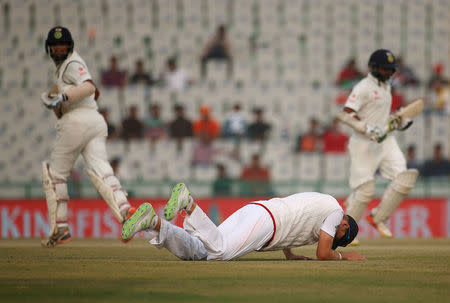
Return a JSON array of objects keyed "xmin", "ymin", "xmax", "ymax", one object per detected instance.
[
  {"xmin": 121, "ymin": 203, "xmax": 157, "ymax": 242},
  {"xmin": 41, "ymin": 227, "xmax": 72, "ymax": 248},
  {"xmin": 163, "ymin": 183, "xmax": 193, "ymax": 221},
  {"xmin": 366, "ymin": 213, "xmax": 393, "ymax": 238}
]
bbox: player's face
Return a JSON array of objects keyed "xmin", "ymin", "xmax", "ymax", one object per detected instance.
[
  {"xmin": 50, "ymin": 44, "xmax": 69, "ymax": 60},
  {"xmin": 335, "ymin": 221, "xmax": 349, "ymax": 240},
  {"xmin": 378, "ymin": 67, "xmax": 396, "ymax": 81}
]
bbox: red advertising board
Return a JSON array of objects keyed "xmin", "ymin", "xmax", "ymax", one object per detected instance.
[{"xmin": 0, "ymin": 198, "xmax": 448, "ymax": 238}]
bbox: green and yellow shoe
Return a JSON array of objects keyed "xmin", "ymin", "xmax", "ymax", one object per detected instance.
[
  {"xmin": 121, "ymin": 202, "xmax": 157, "ymax": 242},
  {"xmin": 163, "ymin": 183, "xmax": 193, "ymax": 221}
]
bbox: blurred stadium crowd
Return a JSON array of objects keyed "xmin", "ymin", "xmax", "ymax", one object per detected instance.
[{"xmin": 0, "ymin": 0, "xmax": 448, "ymax": 197}]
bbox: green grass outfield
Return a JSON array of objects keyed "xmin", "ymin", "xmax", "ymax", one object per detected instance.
[{"xmin": 1, "ymin": 238, "xmax": 449, "ymax": 303}]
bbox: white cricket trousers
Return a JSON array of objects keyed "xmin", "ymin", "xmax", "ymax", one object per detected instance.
[
  {"xmin": 149, "ymin": 204, "xmax": 274, "ymax": 261},
  {"xmin": 348, "ymin": 135, "xmax": 407, "ymax": 189},
  {"xmin": 49, "ymin": 108, "xmax": 113, "ymax": 181}
]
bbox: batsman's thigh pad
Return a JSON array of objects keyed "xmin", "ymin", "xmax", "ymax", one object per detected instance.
[{"xmin": 346, "ymin": 179, "xmax": 375, "ymax": 222}]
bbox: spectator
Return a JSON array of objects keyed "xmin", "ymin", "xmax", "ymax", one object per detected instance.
[
  {"xmin": 101, "ymin": 56, "xmax": 127, "ymax": 88},
  {"xmin": 430, "ymin": 80, "xmax": 450, "ymax": 114},
  {"xmin": 221, "ymin": 103, "xmax": 247, "ymax": 140},
  {"xmin": 334, "ymin": 89, "xmax": 350, "ymax": 107},
  {"xmin": 247, "ymin": 108, "xmax": 271, "ymax": 141},
  {"xmin": 121, "ymin": 105, "xmax": 144, "ymax": 140},
  {"xmin": 406, "ymin": 145, "xmax": 421, "ymax": 171},
  {"xmin": 168, "ymin": 104, "xmax": 193, "ymax": 150},
  {"xmin": 421, "ymin": 143, "xmax": 450, "ymax": 178},
  {"xmin": 200, "ymin": 24, "xmax": 233, "ymax": 79},
  {"xmin": 161, "ymin": 57, "xmax": 193, "ymax": 92},
  {"xmin": 322, "ymin": 118, "xmax": 348, "ymax": 153},
  {"xmin": 335, "ymin": 58, "xmax": 363, "ymax": 89},
  {"xmin": 99, "ymin": 107, "xmax": 119, "ymax": 140},
  {"xmin": 129, "ymin": 59, "xmax": 156, "ymax": 86},
  {"xmin": 191, "ymin": 132, "xmax": 217, "ymax": 166},
  {"xmin": 390, "ymin": 86, "xmax": 405, "ymax": 113},
  {"xmin": 427, "ymin": 62, "xmax": 448, "ymax": 89},
  {"xmin": 295, "ymin": 117, "xmax": 322, "ymax": 153},
  {"xmin": 193, "ymin": 105, "xmax": 221, "ymax": 141},
  {"xmin": 240, "ymin": 153, "xmax": 271, "ymax": 196},
  {"xmin": 391, "ymin": 56, "xmax": 420, "ymax": 87},
  {"xmin": 212, "ymin": 163, "xmax": 233, "ymax": 196},
  {"xmin": 144, "ymin": 103, "xmax": 167, "ymax": 144}
]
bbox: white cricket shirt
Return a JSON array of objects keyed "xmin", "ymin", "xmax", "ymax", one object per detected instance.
[
  {"xmin": 344, "ymin": 73, "xmax": 392, "ymax": 139},
  {"xmin": 257, "ymin": 192, "xmax": 343, "ymax": 251},
  {"xmin": 55, "ymin": 51, "xmax": 98, "ymax": 115}
]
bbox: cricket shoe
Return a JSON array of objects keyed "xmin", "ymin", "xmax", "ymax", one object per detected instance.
[
  {"xmin": 366, "ymin": 213, "xmax": 393, "ymax": 238},
  {"xmin": 348, "ymin": 238, "xmax": 360, "ymax": 246},
  {"xmin": 163, "ymin": 183, "xmax": 193, "ymax": 221},
  {"xmin": 121, "ymin": 203, "xmax": 157, "ymax": 242},
  {"xmin": 120, "ymin": 206, "xmax": 137, "ymax": 243},
  {"xmin": 41, "ymin": 227, "xmax": 72, "ymax": 248}
]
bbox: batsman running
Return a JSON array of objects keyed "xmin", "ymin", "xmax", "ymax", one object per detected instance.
[
  {"xmin": 336, "ymin": 49, "xmax": 420, "ymax": 244},
  {"xmin": 121, "ymin": 183, "xmax": 365, "ymax": 261},
  {"xmin": 40, "ymin": 26, "xmax": 134, "ymax": 247}
]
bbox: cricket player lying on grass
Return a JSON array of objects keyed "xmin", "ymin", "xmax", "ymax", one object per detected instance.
[{"xmin": 122, "ymin": 183, "xmax": 366, "ymax": 261}]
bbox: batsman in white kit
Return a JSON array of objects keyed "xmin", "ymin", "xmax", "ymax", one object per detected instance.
[
  {"xmin": 336, "ymin": 49, "xmax": 420, "ymax": 243},
  {"xmin": 40, "ymin": 26, "xmax": 135, "ymax": 247},
  {"xmin": 121, "ymin": 183, "xmax": 366, "ymax": 261}
]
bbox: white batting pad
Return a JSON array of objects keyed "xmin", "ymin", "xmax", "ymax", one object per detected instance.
[
  {"xmin": 346, "ymin": 180, "xmax": 375, "ymax": 222},
  {"xmin": 87, "ymin": 169, "xmax": 127, "ymax": 223},
  {"xmin": 373, "ymin": 169, "xmax": 419, "ymax": 223}
]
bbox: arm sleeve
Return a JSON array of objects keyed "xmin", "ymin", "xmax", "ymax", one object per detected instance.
[
  {"xmin": 62, "ymin": 61, "xmax": 92, "ymax": 86},
  {"xmin": 320, "ymin": 210, "xmax": 344, "ymax": 237},
  {"xmin": 344, "ymin": 84, "xmax": 367, "ymax": 112}
]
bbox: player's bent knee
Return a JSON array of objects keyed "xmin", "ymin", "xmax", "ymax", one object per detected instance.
[
  {"xmin": 392, "ymin": 169, "xmax": 419, "ymax": 194},
  {"xmin": 355, "ymin": 180, "xmax": 375, "ymax": 203}
]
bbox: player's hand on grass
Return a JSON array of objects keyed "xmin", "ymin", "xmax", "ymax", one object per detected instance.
[
  {"xmin": 288, "ymin": 255, "xmax": 314, "ymax": 260},
  {"xmin": 283, "ymin": 248, "xmax": 313, "ymax": 260},
  {"xmin": 41, "ymin": 92, "xmax": 68, "ymax": 109},
  {"xmin": 344, "ymin": 251, "xmax": 366, "ymax": 261}
]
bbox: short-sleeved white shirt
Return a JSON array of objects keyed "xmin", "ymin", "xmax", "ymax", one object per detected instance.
[
  {"xmin": 164, "ymin": 69, "xmax": 189, "ymax": 92},
  {"xmin": 344, "ymin": 73, "xmax": 392, "ymax": 138},
  {"xmin": 320, "ymin": 210, "xmax": 344, "ymax": 237},
  {"xmin": 56, "ymin": 51, "xmax": 98, "ymax": 114}
]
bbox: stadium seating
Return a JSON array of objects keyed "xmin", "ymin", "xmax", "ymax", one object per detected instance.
[{"xmin": 0, "ymin": 0, "xmax": 448, "ymax": 197}]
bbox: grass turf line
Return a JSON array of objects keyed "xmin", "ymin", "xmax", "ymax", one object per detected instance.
[{"xmin": 0, "ymin": 238, "xmax": 449, "ymax": 303}]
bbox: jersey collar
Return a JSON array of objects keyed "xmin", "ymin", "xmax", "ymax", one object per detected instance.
[{"xmin": 367, "ymin": 73, "xmax": 390, "ymax": 89}]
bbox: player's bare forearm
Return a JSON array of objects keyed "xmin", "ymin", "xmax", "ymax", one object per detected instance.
[{"xmin": 283, "ymin": 248, "xmax": 313, "ymax": 260}]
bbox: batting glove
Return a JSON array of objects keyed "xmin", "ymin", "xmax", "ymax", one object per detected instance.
[
  {"xmin": 387, "ymin": 115, "xmax": 402, "ymax": 132},
  {"xmin": 41, "ymin": 92, "xmax": 68, "ymax": 109},
  {"xmin": 365, "ymin": 124, "xmax": 382, "ymax": 141}
]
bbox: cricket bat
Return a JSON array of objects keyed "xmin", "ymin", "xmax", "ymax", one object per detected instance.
[{"xmin": 377, "ymin": 99, "xmax": 424, "ymax": 143}]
